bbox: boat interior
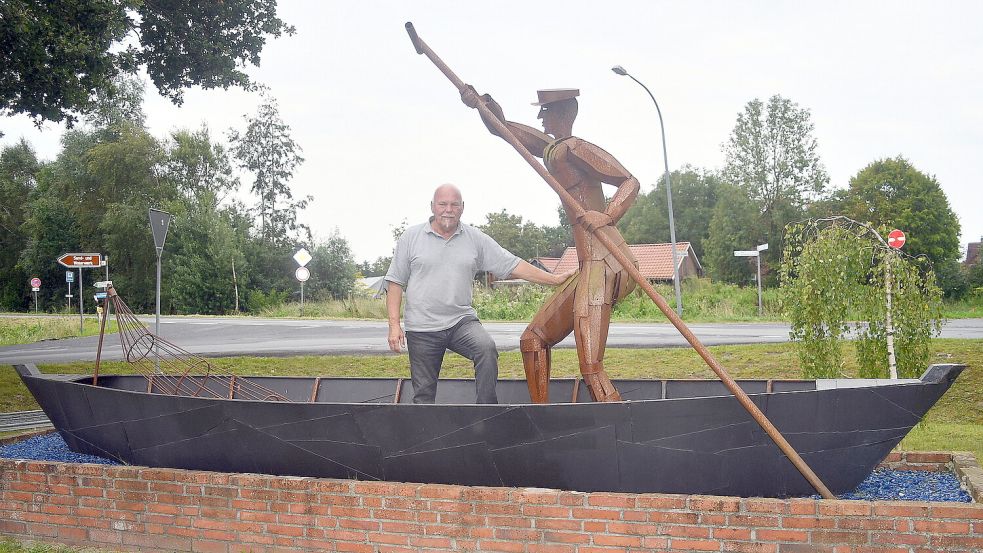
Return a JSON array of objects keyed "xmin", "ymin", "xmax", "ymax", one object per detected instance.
[{"xmin": 67, "ymin": 373, "xmax": 921, "ymax": 405}]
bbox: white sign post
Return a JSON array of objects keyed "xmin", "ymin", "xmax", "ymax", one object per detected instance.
[
  {"xmin": 734, "ymin": 243, "xmax": 768, "ymax": 316},
  {"xmin": 293, "ymin": 249, "xmax": 312, "ymax": 317},
  {"xmin": 149, "ymin": 209, "xmax": 172, "ymax": 338},
  {"xmin": 30, "ymin": 278, "xmax": 41, "ymax": 313}
]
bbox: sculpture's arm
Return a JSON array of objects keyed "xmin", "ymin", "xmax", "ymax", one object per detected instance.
[
  {"xmin": 566, "ymin": 139, "xmax": 640, "ymax": 224},
  {"xmin": 462, "ymin": 85, "xmax": 550, "ymax": 158}
]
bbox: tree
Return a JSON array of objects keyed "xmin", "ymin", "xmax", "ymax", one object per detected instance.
[
  {"xmin": 0, "ymin": 140, "xmax": 40, "ymax": 310},
  {"xmin": 478, "ymin": 210, "xmax": 570, "ymax": 261},
  {"xmin": 722, "ymin": 95, "xmax": 830, "ymax": 275},
  {"xmin": 229, "ymin": 87, "xmax": 309, "ymax": 243},
  {"xmin": 843, "ymin": 156, "xmax": 960, "ymax": 267},
  {"xmin": 618, "ymin": 166, "xmax": 720, "ymax": 259},
  {"xmin": 780, "ymin": 218, "xmax": 943, "ymax": 379},
  {"xmin": 163, "ymin": 125, "xmax": 239, "ymax": 204},
  {"xmin": 723, "ymin": 95, "xmax": 829, "ymax": 211},
  {"xmin": 1, "ymin": 0, "xmax": 294, "ymax": 127},
  {"xmin": 702, "ymin": 184, "xmax": 759, "ymax": 284},
  {"xmin": 309, "ymin": 232, "xmax": 357, "ymax": 300}
]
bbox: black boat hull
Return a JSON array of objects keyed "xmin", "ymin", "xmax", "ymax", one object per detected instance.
[{"xmin": 13, "ymin": 364, "xmax": 964, "ymax": 498}]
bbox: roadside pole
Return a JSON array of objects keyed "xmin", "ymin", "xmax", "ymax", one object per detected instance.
[
  {"xmin": 293, "ymin": 248, "xmax": 312, "ymax": 317},
  {"xmin": 78, "ymin": 268, "xmax": 83, "ymax": 332},
  {"xmin": 734, "ymin": 243, "xmax": 768, "ymax": 316},
  {"xmin": 149, "ymin": 209, "xmax": 172, "ymax": 338}
]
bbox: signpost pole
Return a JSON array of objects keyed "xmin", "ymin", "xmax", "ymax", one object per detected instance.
[
  {"xmin": 756, "ymin": 254, "xmax": 763, "ymax": 317},
  {"xmin": 156, "ymin": 249, "xmax": 162, "ymax": 337},
  {"xmin": 67, "ymin": 281, "xmax": 71, "ymax": 311},
  {"xmin": 300, "ymin": 281, "xmax": 305, "ymax": 317},
  {"xmin": 78, "ymin": 268, "xmax": 83, "ymax": 333},
  {"xmin": 33, "ymin": 290, "xmax": 38, "ymax": 314}
]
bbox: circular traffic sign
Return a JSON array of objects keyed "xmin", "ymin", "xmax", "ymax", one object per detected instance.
[
  {"xmin": 295, "ymin": 267, "xmax": 310, "ymax": 282},
  {"xmin": 30, "ymin": 277, "xmax": 41, "ymax": 288},
  {"xmin": 887, "ymin": 229, "xmax": 906, "ymax": 249}
]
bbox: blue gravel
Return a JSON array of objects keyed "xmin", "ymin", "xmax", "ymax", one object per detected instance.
[
  {"xmin": 1, "ymin": 434, "xmax": 973, "ymax": 502},
  {"xmin": 0, "ymin": 433, "xmax": 119, "ymax": 466}
]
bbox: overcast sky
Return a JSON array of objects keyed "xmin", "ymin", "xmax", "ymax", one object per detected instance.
[{"xmin": 3, "ymin": 1, "xmax": 980, "ymax": 262}]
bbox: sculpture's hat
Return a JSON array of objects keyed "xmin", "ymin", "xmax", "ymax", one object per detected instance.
[{"xmin": 531, "ymin": 88, "xmax": 580, "ymax": 106}]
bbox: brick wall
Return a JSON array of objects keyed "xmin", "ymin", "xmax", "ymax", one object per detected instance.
[{"xmin": 1, "ymin": 452, "xmax": 980, "ymax": 553}]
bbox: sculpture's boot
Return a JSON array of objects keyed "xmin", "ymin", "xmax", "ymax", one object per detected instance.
[{"xmin": 520, "ymin": 331, "xmax": 551, "ymax": 403}]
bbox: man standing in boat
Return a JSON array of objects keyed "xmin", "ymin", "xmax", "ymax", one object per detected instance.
[
  {"xmin": 385, "ymin": 183, "xmax": 572, "ymax": 404},
  {"xmin": 460, "ymin": 87, "xmax": 640, "ymax": 404}
]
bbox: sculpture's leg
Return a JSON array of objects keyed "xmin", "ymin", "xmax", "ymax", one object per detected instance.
[
  {"xmin": 574, "ymin": 260, "xmax": 621, "ymax": 402},
  {"xmin": 521, "ymin": 272, "xmax": 578, "ymax": 403}
]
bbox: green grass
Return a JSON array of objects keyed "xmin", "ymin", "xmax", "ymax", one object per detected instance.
[
  {"xmin": 0, "ymin": 539, "xmax": 110, "ymax": 553},
  {"xmin": 0, "ymin": 317, "xmax": 118, "ymax": 347},
  {"xmin": 1, "ymin": 339, "xmax": 978, "ymax": 458}
]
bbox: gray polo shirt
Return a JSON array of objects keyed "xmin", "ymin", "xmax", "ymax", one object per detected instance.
[{"xmin": 385, "ymin": 220, "xmax": 521, "ymax": 332}]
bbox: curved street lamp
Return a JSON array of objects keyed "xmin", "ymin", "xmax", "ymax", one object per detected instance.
[{"xmin": 611, "ymin": 65, "xmax": 683, "ymax": 316}]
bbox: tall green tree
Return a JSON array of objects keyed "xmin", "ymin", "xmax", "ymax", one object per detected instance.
[
  {"xmin": 229, "ymin": 87, "xmax": 309, "ymax": 244},
  {"xmin": 0, "ymin": 140, "xmax": 40, "ymax": 309},
  {"xmin": 1, "ymin": 0, "xmax": 294, "ymax": 127},
  {"xmin": 721, "ymin": 95, "xmax": 829, "ymax": 279},
  {"xmin": 309, "ymin": 232, "xmax": 358, "ymax": 300},
  {"xmin": 843, "ymin": 156, "xmax": 960, "ymax": 267},
  {"xmin": 703, "ymin": 184, "xmax": 760, "ymax": 284},
  {"xmin": 618, "ymin": 166, "xmax": 720, "ymax": 259}
]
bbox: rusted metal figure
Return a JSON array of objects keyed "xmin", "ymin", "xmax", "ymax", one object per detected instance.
[
  {"xmin": 462, "ymin": 88, "xmax": 639, "ymax": 403},
  {"xmin": 405, "ymin": 22, "xmax": 836, "ymax": 498}
]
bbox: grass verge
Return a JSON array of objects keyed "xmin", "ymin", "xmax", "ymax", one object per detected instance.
[{"xmin": 0, "ymin": 317, "xmax": 118, "ymax": 347}]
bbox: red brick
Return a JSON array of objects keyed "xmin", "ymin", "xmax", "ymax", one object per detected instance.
[
  {"xmin": 528, "ymin": 545, "xmax": 577, "ymax": 553},
  {"xmin": 690, "ymin": 495, "xmax": 741, "ymax": 511},
  {"xmin": 535, "ymin": 518, "xmax": 582, "ymax": 531},
  {"xmin": 478, "ymin": 540, "xmax": 525, "ymax": 552},
  {"xmin": 837, "ymin": 517, "xmax": 895, "ymax": 530},
  {"xmin": 339, "ymin": 518, "xmax": 380, "ymax": 531},
  {"xmin": 588, "ymin": 492, "xmax": 636, "ymax": 508},
  {"xmin": 572, "ymin": 507, "xmax": 621, "ymax": 520},
  {"xmin": 494, "ymin": 527, "xmax": 543, "ymax": 540},
  {"xmin": 488, "ymin": 515, "xmax": 533, "ymax": 528},
  {"xmin": 661, "ymin": 525, "xmax": 712, "ymax": 538},
  {"xmin": 463, "ymin": 487, "xmax": 511, "ymax": 502},
  {"xmin": 728, "ymin": 514, "xmax": 780, "ymax": 527},
  {"xmin": 819, "ymin": 500, "xmax": 872, "ymax": 516},
  {"xmin": 372, "ymin": 508, "xmax": 416, "ymax": 521},
  {"xmin": 745, "ymin": 498, "xmax": 788, "ymax": 513},
  {"xmin": 544, "ymin": 531, "xmax": 591, "ymax": 544},
  {"xmin": 517, "ymin": 489, "xmax": 561, "ymax": 504},
  {"xmin": 523, "ymin": 505, "xmax": 571, "ymax": 517},
  {"xmin": 758, "ymin": 529, "xmax": 809, "ymax": 542},
  {"xmin": 380, "ymin": 521, "xmax": 424, "ymax": 534},
  {"xmin": 930, "ymin": 504, "xmax": 983, "ymax": 519},
  {"xmin": 593, "ymin": 533, "xmax": 643, "ymax": 547},
  {"xmin": 811, "ymin": 530, "xmax": 869, "ymax": 544},
  {"xmin": 637, "ymin": 495, "xmax": 687, "ymax": 509},
  {"xmin": 872, "ymin": 532, "xmax": 928, "ymax": 546},
  {"xmin": 201, "ymin": 529, "xmax": 235, "ymax": 542},
  {"xmin": 475, "ymin": 502, "xmax": 522, "ymax": 515},
  {"xmin": 904, "ymin": 452, "xmax": 950, "ymax": 463},
  {"xmin": 367, "ymin": 532, "xmax": 409, "ymax": 545},
  {"xmin": 266, "ymin": 524, "xmax": 305, "ymax": 537},
  {"xmin": 408, "ymin": 535, "xmax": 454, "ymax": 548},
  {"xmin": 930, "ymin": 535, "xmax": 983, "ymax": 549},
  {"xmin": 783, "ymin": 516, "xmax": 836, "ymax": 529},
  {"xmin": 872, "ymin": 503, "xmax": 930, "ymax": 517},
  {"xmin": 722, "ymin": 542, "xmax": 778, "ymax": 553},
  {"xmin": 670, "ymin": 538, "xmax": 720, "ymax": 550},
  {"xmin": 912, "ymin": 520, "xmax": 971, "ymax": 533},
  {"xmin": 714, "ymin": 527, "xmax": 753, "ymax": 540},
  {"xmin": 418, "ymin": 483, "xmax": 465, "ymax": 499}
]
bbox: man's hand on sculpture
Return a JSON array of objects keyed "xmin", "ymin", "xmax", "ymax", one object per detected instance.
[
  {"xmin": 552, "ymin": 268, "xmax": 577, "ymax": 285},
  {"xmin": 578, "ymin": 210, "xmax": 613, "ymax": 233},
  {"xmin": 388, "ymin": 323, "xmax": 406, "ymax": 353}
]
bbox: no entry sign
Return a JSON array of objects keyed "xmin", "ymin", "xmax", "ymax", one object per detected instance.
[{"xmin": 888, "ymin": 229, "xmax": 906, "ymax": 249}]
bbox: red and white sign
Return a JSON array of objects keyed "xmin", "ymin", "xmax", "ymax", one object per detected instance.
[
  {"xmin": 30, "ymin": 277, "xmax": 41, "ymax": 288},
  {"xmin": 57, "ymin": 253, "xmax": 102, "ymax": 267},
  {"xmin": 887, "ymin": 229, "xmax": 906, "ymax": 249}
]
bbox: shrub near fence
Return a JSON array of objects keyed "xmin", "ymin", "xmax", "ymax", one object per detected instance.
[{"xmin": 1, "ymin": 451, "xmax": 980, "ymax": 553}]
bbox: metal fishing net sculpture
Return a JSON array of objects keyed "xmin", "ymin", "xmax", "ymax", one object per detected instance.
[{"xmin": 93, "ymin": 283, "xmax": 291, "ymax": 402}]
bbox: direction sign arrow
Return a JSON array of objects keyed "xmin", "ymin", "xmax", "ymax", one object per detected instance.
[{"xmin": 58, "ymin": 253, "xmax": 102, "ymax": 267}]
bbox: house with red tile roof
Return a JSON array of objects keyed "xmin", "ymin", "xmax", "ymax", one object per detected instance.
[{"xmin": 493, "ymin": 243, "xmax": 702, "ymax": 286}]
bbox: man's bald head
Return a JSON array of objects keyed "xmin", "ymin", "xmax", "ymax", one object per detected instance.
[{"xmin": 433, "ymin": 183, "xmax": 463, "ymax": 204}]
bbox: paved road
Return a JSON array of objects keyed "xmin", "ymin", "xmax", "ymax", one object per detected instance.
[{"xmin": 1, "ymin": 316, "xmax": 981, "ymax": 364}]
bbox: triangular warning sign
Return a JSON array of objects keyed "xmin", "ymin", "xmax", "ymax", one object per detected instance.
[{"xmin": 149, "ymin": 208, "xmax": 172, "ymax": 251}]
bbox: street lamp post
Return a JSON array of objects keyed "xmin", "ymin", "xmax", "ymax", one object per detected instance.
[{"xmin": 612, "ymin": 65, "xmax": 682, "ymax": 316}]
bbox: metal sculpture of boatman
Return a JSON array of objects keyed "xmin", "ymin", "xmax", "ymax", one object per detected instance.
[{"xmin": 461, "ymin": 87, "xmax": 639, "ymax": 403}]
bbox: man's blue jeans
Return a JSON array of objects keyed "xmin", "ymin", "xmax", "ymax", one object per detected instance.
[{"xmin": 405, "ymin": 317, "xmax": 499, "ymax": 404}]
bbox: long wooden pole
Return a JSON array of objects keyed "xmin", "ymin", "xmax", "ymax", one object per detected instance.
[{"xmin": 405, "ymin": 22, "xmax": 834, "ymax": 499}]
